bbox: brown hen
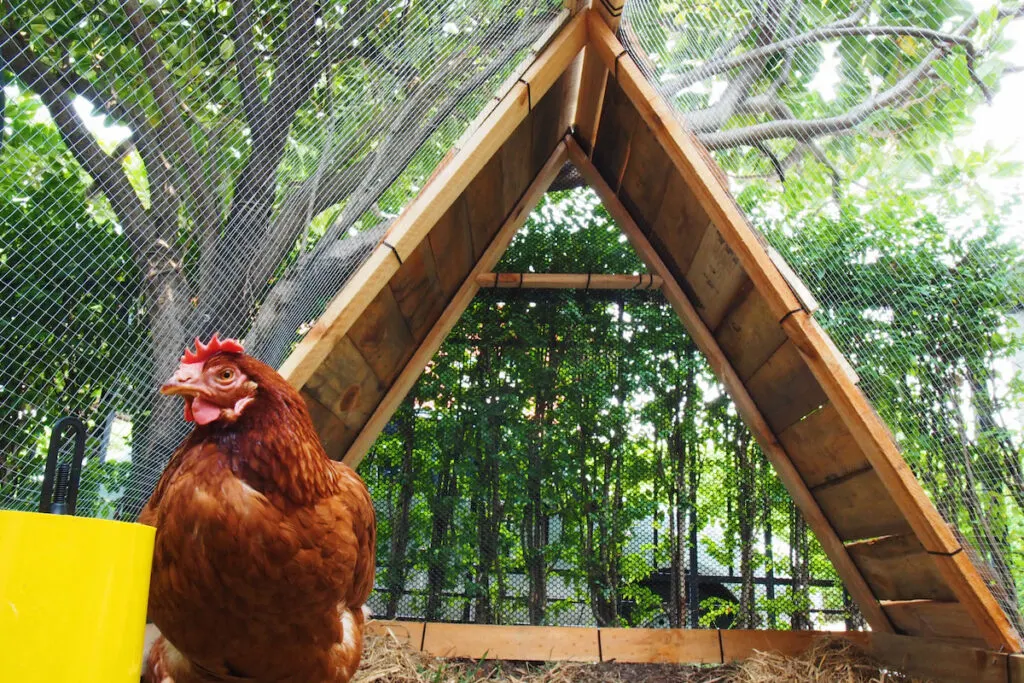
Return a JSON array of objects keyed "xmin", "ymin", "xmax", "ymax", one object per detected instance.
[{"xmin": 139, "ymin": 335, "xmax": 376, "ymax": 683}]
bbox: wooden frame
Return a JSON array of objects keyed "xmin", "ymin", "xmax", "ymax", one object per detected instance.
[
  {"xmin": 475, "ymin": 272, "xmax": 663, "ymax": 290},
  {"xmin": 366, "ymin": 621, "xmax": 1020, "ymax": 683},
  {"xmin": 280, "ymin": 7, "xmax": 1021, "ymax": 654}
]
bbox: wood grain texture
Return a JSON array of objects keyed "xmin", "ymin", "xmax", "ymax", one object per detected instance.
[
  {"xmin": 426, "ymin": 197, "xmax": 474, "ymax": 298},
  {"xmin": 592, "ymin": 78, "xmax": 638, "ymax": 191},
  {"xmin": 715, "ymin": 289, "xmax": 787, "ymax": 381},
  {"xmin": 422, "ymin": 623, "xmax": 600, "ymax": 661},
  {"xmin": 646, "ymin": 172, "xmax": 710, "ymax": 284},
  {"xmin": 618, "ymin": 120, "xmax": 672, "ymax": 232},
  {"xmin": 532, "ymin": 65, "xmax": 576, "ymax": 175},
  {"xmin": 846, "ymin": 534, "xmax": 957, "ymax": 602},
  {"xmin": 684, "ymin": 226, "xmax": 750, "ymax": 330},
  {"xmin": 500, "ymin": 116, "xmax": 535, "ymax": 214},
  {"xmin": 300, "ymin": 390, "xmax": 354, "ymax": 458},
  {"xmin": 477, "ymin": 272, "xmax": 662, "ymax": 289},
  {"xmin": 866, "ymin": 633, "xmax": 1008, "ymax": 683},
  {"xmin": 389, "ymin": 240, "xmax": 447, "ymax": 343},
  {"xmin": 304, "ymin": 337, "xmax": 385, "ymax": 438},
  {"xmin": 347, "ymin": 286, "xmax": 415, "ymax": 386},
  {"xmin": 782, "ymin": 310, "xmax": 1022, "ymax": 651},
  {"xmin": 777, "ymin": 403, "xmax": 870, "ymax": 488},
  {"xmin": 814, "ymin": 468, "xmax": 914, "ymax": 541},
  {"xmin": 882, "ymin": 600, "xmax": 990, "ymax": 646},
  {"xmin": 599, "ymin": 628, "xmax": 720, "ymax": 664},
  {"xmin": 745, "ymin": 340, "xmax": 828, "ymax": 434},
  {"xmin": 465, "ymin": 154, "xmax": 507, "ymax": 260}
]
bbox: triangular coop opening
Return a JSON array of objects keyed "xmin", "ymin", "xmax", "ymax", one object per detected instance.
[
  {"xmin": 278, "ymin": 9, "xmax": 1022, "ymax": 654},
  {"xmin": 359, "ymin": 181, "xmax": 861, "ymax": 633}
]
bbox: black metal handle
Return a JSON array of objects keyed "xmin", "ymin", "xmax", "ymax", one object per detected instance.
[{"xmin": 39, "ymin": 416, "xmax": 87, "ymax": 515}]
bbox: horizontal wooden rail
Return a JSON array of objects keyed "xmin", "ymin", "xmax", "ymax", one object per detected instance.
[
  {"xmin": 475, "ymin": 272, "xmax": 663, "ymax": 290},
  {"xmin": 366, "ymin": 620, "xmax": 1022, "ymax": 683}
]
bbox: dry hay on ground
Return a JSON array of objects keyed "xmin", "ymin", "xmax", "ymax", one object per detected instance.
[{"xmin": 355, "ymin": 629, "xmax": 927, "ymax": 683}]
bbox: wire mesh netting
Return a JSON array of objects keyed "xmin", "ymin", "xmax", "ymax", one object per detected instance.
[
  {"xmin": 1, "ymin": 0, "xmax": 1023, "ymax": 633},
  {"xmin": 363, "ymin": 188, "xmax": 859, "ymax": 629},
  {"xmin": 0, "ymin": 0, "xmax": 565, "ymax": 519},
  {"xmin": 621, "ymin": 0, "xmax": 1024, "ymax": 626}
]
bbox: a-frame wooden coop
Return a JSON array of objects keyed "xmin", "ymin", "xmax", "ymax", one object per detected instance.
[{"xmin": 279, "ymin": 4, "xmax": 1024, "ymax": 679}]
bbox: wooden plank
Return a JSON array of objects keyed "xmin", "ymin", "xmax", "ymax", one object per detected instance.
[
  {"xmin": 745, "ymin": 340, "xmax": 828, "ymax": 434},
  {"xmin": 476, "ymin": 272, "xmax": 662, "ymax": 290},
  {"xmin": 389, "ymin": 240, "xmax": 447, "ymax": 343},
  {"xmin": 767, "ymin": 246, "xmax": 819, "ymax": 315},
  {"xmin": 565, "ymin": 135, "xmax": 893, "ymax": 634},
  {"xmin": 599, "ymin": 628, "xmax": 720, "ymax": 664},
  {"xmin": 421, "ymin": 623, "xmax": 600, "ymax": 662},
  {"xmin": 715, "ymin": 289, "xmax": 787, "ymax": 382},
  {"xmin": 1011, "ymin": 654, "xmax": 1024, "ymax": 683},
  {"xmin": 591, "ymin": 78, "xmax": 638, "ymax": 191},
  {"xmin": 777, "ymin": 403, "xmax": 870, "ymax": 489},
  {"xmin": 305, "ymin": 337, "xmax": 386, "ymax": 432},
  {"xmin": 815, "ymin": 468, "xmax": 914, "ymax": 541},
  {"xmin": 586, "ymin": 15, "xmax": 802, "ymax": 324},
  {"xmin": 366, "ymin": 620, "xmax": 425, "ymax": 651},
  {"xmin": 846, "ymin": 534, "xmax": 957, "ymax": 602},
  {"xmin": 532, "ymin": 64, "xmax": 577, "ymax": 177},
  {"xmin": 347, "ymin": 286, "xmax": 416, "ymax": 386},
  {"xmin": 364, "ymin": 621, "xmax": 1019, "ymax": 681},
  {"xmin": 341, "ymin": 142, "xmax": 570, "ymax": 469},
  {"xmin": 465, "ymin": 154, "xmax": 507, "ymax": 261},
  {"xmin": 618, "ymin": 120, "xmax": 672, "ymax": 232},
  {"xmin": 782, "ymin": 310, "xmax": 1022, "ymax": 651},
  {"xmin": 684, "ymin": 226, "xmax": 750, "ymax": 330},
  {"xmin": 426, "ymin": 197, "xmax": 474, "ymax": 298},
  {"xmin": 500, "ymin": 116, "xmax": 535, "ymax": 215},
  {"xmin": 301, "ymin": 389, "xmax": 355, "ymax": 458},
  {"xmin": 593, "ymin": 0, "xmax": 625, "ymax": 29},
  {"xmin": 882, "ymin": 600, "xmax": 990, "ymax": 646},
  {"xmin": 573, "ymin": 46, "xmax": 608, "ymax": 156},
  {"xmin": 279, "ymin": 12, "xmax": 586, "ymax": 390},
  {"xmin": 867, "ymin": 633, "xmax": 1008, "ymax": 683},
  {"xmin": 645, "ymin": 172, "xmax": 710, "ymax": 283},
  {"xmin": 721, "ymin": 630, "xmax": 869, "ymax": 661}
]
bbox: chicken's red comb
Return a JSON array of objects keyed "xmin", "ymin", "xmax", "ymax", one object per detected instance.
[{"xmin": 181, "ymin": 333, "xmax": 245, "ymax": 364}]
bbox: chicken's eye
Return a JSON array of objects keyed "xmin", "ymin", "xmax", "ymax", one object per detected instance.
[{"xmin": 218, "ymin": 368, "xmax": 235, "ymax": 381}]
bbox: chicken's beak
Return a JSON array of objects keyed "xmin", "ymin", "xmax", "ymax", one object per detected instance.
[{"xmin": 160, "ymin": 362, "xmax": 205, "ymax": 396}]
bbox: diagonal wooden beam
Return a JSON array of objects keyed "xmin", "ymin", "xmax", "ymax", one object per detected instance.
[
  {"xmin": 573, "ymin": 1, "xmax": 624, "ymax": 154},
  {"xmin": 280, "ymin": 13, "xmax": 587, "ymax": 389},
  {"xmin": 340, "ymin": 141, "xmax": 570, "ymax": 469},
  {"xmin": 584, "ymin": 15, "xmax": 802, "ymax": 323},
  {"xmin": 565, "ymin": 134, "xmax": 894, "ymax": 635}
]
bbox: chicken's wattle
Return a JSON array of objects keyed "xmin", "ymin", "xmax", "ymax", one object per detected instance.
[{"xmin": 185, "ymin": 397, "xmax": 222, "ymax": 425}]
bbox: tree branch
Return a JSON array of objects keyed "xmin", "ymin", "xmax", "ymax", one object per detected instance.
[
  {"xmin": 698, "ymin": 9, "xmax": 1011, "ymax": 149},
  {"xmin": 0, "ymin": 30, "xmax": 149, "ymax": 247},
  {"xmin": 231, "ymin": 0, "xmax": 265, "ymax": 127},
  {"xmin": 119, "ymin": 0, "xmax": 219, "ymax": 250}
]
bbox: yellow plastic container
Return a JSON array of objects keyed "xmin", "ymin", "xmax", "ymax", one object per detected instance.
[{"xmin": 0, "ymin": 510, "xmax": 155, "ymax": 683}]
